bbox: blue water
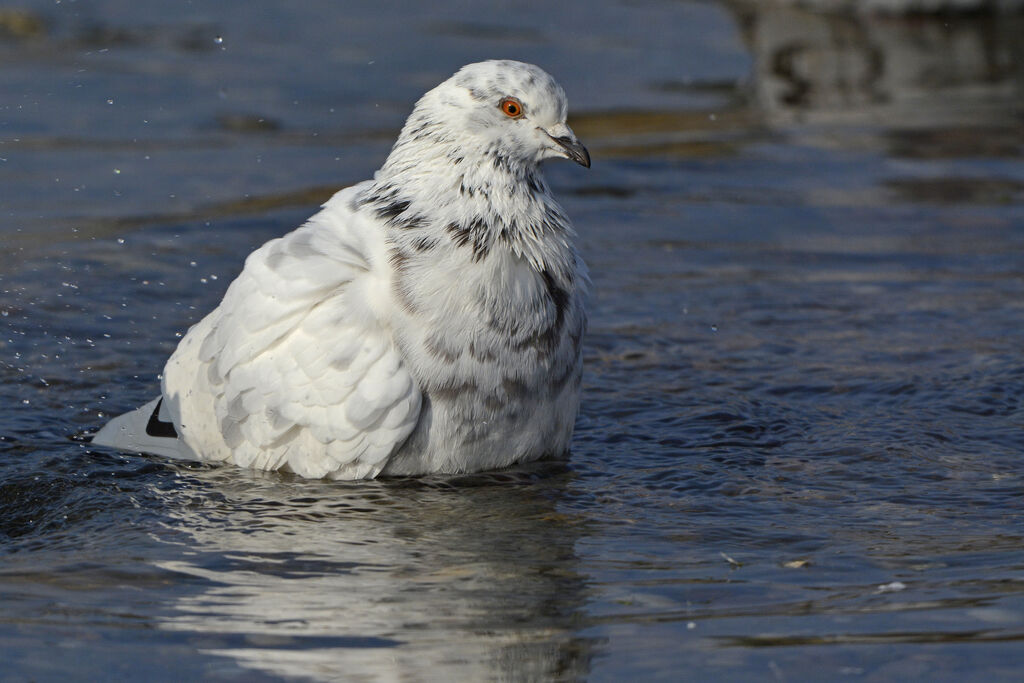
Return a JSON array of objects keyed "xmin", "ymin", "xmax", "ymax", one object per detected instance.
[{"xmin": 2, "ymin": 1, "xmax": 1023, "ymax": 680}]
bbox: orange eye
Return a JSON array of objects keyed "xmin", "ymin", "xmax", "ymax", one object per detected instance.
[{"xmin": 499, "ymin": 97, "xmax": 523, "ymax": 118}]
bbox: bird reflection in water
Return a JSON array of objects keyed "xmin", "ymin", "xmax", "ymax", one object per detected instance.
[{"xmin": 151, "ymin": 462, "xmax": 597, "ymax": 680}]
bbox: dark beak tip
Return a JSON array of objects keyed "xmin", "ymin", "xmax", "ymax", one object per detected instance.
[{"xmin": 571, "ymin": 143, "xmax": 591, "ymax": 169}]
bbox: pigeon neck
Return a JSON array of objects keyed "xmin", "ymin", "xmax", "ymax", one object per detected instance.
[{"xmin": 361, "ymin": 154, "xmax": 575, "ymax": 274}]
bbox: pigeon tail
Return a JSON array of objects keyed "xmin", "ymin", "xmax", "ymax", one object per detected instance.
[{"xmin": 92, "ymin": 397, "xmax": 199, "ymax": 461}]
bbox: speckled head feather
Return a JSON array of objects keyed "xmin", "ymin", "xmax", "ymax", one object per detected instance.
[{"xmin": 388, "ymin": 60, "xmax": 580, "ymax": 170}]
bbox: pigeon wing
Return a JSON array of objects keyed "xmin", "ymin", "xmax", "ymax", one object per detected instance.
[{"xmin": 163, "ymin": 185, "xmax": 421, "ymax": 479}]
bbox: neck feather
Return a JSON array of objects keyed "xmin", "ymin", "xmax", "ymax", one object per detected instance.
[{"xmin": 359, "ymin": 131, "xmax": 576, "ymax": 274}]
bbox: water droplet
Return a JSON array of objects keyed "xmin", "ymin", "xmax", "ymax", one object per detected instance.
[
  {"xmin": 877, "ymin": 581, "xmax": 907, "ymax": 593},
  {"xmin": 214, "ymin": 35, "xmax": 224, "ymax": 45},
  {"xmin": 117, "ymin": 238, "xmax": 125, "ymax": 244},
  {"xmin": 710, "ymin": 324, "xmax": 718, "ymax": 333},
  {"xmin": 113, "ymin": 168, "xmax": 121, "ymax": 174},
  {"xmin": 106, "ymin": 98, "xmax": 114, "ymax": 105}
]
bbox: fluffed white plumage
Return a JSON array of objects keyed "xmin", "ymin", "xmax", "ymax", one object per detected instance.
[{"xmin": 92, "ymin": 60, "xmax": 590, "ymax": 479}]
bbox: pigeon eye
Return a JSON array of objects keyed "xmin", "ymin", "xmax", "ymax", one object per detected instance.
[{"xmin": 499, "ymin": 97, "xmax": 523, "ymax": 119}]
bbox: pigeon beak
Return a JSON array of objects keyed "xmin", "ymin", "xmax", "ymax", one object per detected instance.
[
  {"xmin": 554, "ymin": 135, "xmax": 591, "ymax": 168},
  {"xmin": 543, "ymin": 125, "xmax": 591, "ymax": 168}
]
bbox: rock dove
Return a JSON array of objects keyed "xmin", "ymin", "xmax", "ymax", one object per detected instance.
[{"xmin": 92, "ymin": 60, "xmax": 590, "ymax": 480}]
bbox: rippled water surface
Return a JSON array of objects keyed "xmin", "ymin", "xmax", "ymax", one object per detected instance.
[{"xmin": 2, "ymin": 1, "xmax": 1023, "ymax": 680}]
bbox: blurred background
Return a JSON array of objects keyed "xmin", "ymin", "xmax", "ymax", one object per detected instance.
[{"xmin": 1, "ymin": 1, "xmax": 1022, "ymax": 681}]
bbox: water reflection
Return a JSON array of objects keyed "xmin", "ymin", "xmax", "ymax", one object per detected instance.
[
  {"xmin": 151, "ymin": 464, "xmax": 596, "ymax": 681},
  {"xmin": 725, "ymin": 1, "xmax": 1024, "ymax": 127}
]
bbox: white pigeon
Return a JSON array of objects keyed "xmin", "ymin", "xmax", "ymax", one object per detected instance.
[{"xmin": 92, "ymin": 60, "xmax": 590, "ymax": 480}]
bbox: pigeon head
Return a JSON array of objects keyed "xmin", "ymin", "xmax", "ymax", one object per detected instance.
[
  {"xmin": 381, "ymin": 61, "xmax": 589, "ymax": 179},
  {"xmin": 447, "ymin": 60, "xmax": 590, "ymax": 169},
  {"xmin": 365, "ymin": 61, "xmax": 586, "ymax": 270}
]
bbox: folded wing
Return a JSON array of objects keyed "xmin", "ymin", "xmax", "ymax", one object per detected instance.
[{"xmin": 163, "ymin": 186, "xmax": 421, "ymax": 479}]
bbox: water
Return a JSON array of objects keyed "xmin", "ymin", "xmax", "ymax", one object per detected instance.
[{"xmin": 2, "ymin": 0, "xmax": 1023, "ymax": 680}]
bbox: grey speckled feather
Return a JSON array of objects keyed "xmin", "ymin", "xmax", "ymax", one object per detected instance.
[{"xmin": 92, "ymin": 60, "xmax": 590, "ymax": 479}]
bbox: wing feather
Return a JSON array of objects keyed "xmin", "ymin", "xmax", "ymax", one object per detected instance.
[{"xmin": 163, "ymin": 184, "xmax": 421, "ymax": 479}]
